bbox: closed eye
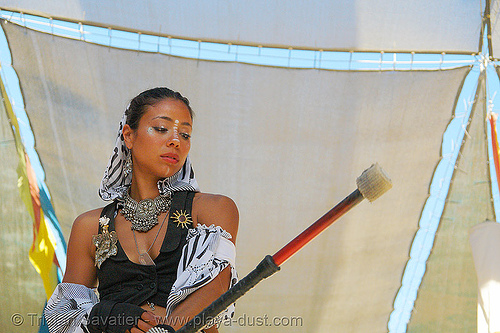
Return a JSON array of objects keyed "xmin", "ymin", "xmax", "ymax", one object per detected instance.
[{"xmin": 153, "ymin": 126, "xmax": 168, "ymax": 133}]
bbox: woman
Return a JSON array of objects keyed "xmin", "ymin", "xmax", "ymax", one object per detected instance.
[{"xmin": 45, "ymin": 88, "xmax": 239, "ymax": 333}]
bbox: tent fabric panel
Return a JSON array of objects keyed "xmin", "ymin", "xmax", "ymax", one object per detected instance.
[
  {"xmin": 490, "ymin": 1, "xmax": 500, "ymax": 59},
  {"xmin": 407, "ymin": 75, "xmax": 492, "ymax": 332},
  {"xmin": 0, "ymin": 0, "xmax": 483, "ymax": 53},
  {"xmin": 0, "ymin": 87, "xmax": 45, "ymax": 333},
  {"xmin": 470, "ymin": 221, "xmax": 500, "ymax": 333},
  {"xmin": 3, "ymin": 22, "xmax": 470, "ymax": 332}
]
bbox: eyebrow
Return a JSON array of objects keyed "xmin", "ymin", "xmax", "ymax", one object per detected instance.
[{"xmin": 152, "ymin": 116, "xmax": 192, "ymax": 127}]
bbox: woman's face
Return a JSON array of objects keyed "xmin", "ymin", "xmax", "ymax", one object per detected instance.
[{"xmin": 123, "ymin": 98, "xmax": 193, "ymax": 181}]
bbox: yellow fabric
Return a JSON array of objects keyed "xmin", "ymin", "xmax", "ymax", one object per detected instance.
[
  {"xmin": 0, "ymin": 76, "xmax": 34, "ymax": 218},
  {"xmin": 0, "ymin": 76, "xmax": 45, "ymax": 332},
  {"xmin": 1, "ymin": 70, "xmax": 59, "ymax": 299},
  {"xmin": 28, "ymin": 210, "xmax": 58, "ymax": 299}
]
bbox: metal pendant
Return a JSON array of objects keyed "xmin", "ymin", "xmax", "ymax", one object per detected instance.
[
  {"xmin": 93, "ymin": 216, "xmax": 118, "ymax": 268},
  {"xmin": 121, "ymin": 192, "xmax": 171, "ymax": 232},
  {"xmin": 138, "ymin": 252, "xmax": 156, "ymax": 266}
]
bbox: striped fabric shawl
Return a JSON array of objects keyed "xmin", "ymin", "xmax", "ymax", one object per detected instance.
[{"xmin": 44, "ymin": 224, "xmax": 237, "ymax": 333}]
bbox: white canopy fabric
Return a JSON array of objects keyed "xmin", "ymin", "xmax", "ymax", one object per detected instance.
[
  {"xmin": 407, "ymin": 77, "xmax": 494, "ymax": 332},
  {"xmin": 1, "ymin": 20, "xmax": 473, "ymax": 332},
  {"xmin": 470, "ymin": 221, "xmax": 500, "ymax": 333},
  {"xmin": 490, "ymin": 0, "xmax": 500, "ymax": 58},
  {"xmin": 0, "ymin": 85, "xmax": 46, "ymax": 333},
  {"xmin": 0, "ymin": 0, "xmax": 483, "ymax": 53}
]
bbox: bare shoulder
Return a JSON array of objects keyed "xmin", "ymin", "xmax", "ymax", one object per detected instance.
[
  {"xmin": 67, "ymin": 207, "xmax": 105, "ymax": 259},
  {"xmin": 71, "ymin": 207, "xmax": 103, "ymax": 236},
  {"xmin": 192, "ymin": 193, "xmax": 239, "ymax": 242},
  {"xmin": 63, "ymin": 207, "xmax": 105, "ymax": 286}
]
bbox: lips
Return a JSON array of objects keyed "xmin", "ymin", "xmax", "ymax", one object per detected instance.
[{"xmin": 161, "ymin": 153, "xmax": 179, "ymax": 164}]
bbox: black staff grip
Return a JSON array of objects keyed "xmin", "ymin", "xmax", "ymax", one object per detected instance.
[{"xmin": 176, "ymin": 255, "xmax": 280, "ymax": 333}]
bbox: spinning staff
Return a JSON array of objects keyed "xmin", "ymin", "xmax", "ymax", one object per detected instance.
[{"xmin": 149, "ymin": 163, "xmax": 393, "ymax": 333}]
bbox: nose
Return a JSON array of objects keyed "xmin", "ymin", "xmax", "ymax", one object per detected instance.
[{"xmin": 167, "ymin": 131, "xmax": 180, "ymax": 148}]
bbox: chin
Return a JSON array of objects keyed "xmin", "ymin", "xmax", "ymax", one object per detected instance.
[{"xmin": 162, "ymin": 166, "xmax": 182, "ymax": 178}]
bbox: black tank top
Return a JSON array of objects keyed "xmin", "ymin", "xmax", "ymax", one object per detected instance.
[{"xmin": 96, "ymin": 191, "xmax": 195, "ymax": 307}]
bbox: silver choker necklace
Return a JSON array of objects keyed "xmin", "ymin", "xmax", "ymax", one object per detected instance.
[{"xmin": 121, "ymin": 191, "xmax": 171, "ymax": 232}]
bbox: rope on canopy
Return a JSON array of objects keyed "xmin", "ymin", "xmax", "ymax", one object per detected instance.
[{"xmin": 0, "ymin": 9, "xmax": 476, "ymax": 72}]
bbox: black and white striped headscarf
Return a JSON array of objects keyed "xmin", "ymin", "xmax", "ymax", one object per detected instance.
[{"xmin": 99, "ymin": 111, "xmax": 200, "ymax": 201}]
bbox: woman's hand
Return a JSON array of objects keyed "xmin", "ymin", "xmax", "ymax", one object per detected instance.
[
  {"xmin": 87, "ymin": 301, "xmax": 149, "ymax": 333},
  {"xmin": 129, "ymin": 311, "xmax": 159, "ymax": 332}
]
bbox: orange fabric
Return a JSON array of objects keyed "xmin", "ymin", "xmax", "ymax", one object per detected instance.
[
  {"xmin": 489, "ymin": 113, "xmax": 500, "ymax": 194},
  {"xmin": 26, "ymin": 153, "xmax": 41, "ymax": 244}
]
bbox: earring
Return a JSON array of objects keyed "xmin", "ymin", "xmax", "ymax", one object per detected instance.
[{"xmin": 124, "ymin": 152, "xmax": 132, "ymax": 175}]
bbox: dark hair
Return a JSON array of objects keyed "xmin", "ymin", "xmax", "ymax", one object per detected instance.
[{"xmin": 125, "ymin": 87, "xmax": 194, "ymax": 130}]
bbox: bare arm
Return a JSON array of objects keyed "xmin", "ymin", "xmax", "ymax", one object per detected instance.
[
  {"xmin": 62, "ymin": 208, "xmax": 101, "ymax": 287},
  {"xmin": 165, "ymin": 194, "xmax": 239, "ymax": 331},
  {"xmin": 62, "ymin": 208, "xmax": 157, "ymax": 333}
]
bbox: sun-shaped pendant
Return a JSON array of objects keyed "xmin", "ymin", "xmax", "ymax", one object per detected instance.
[{"xmin": 172, "ymin": 210, "xmax": 193, "ymax": 229}]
